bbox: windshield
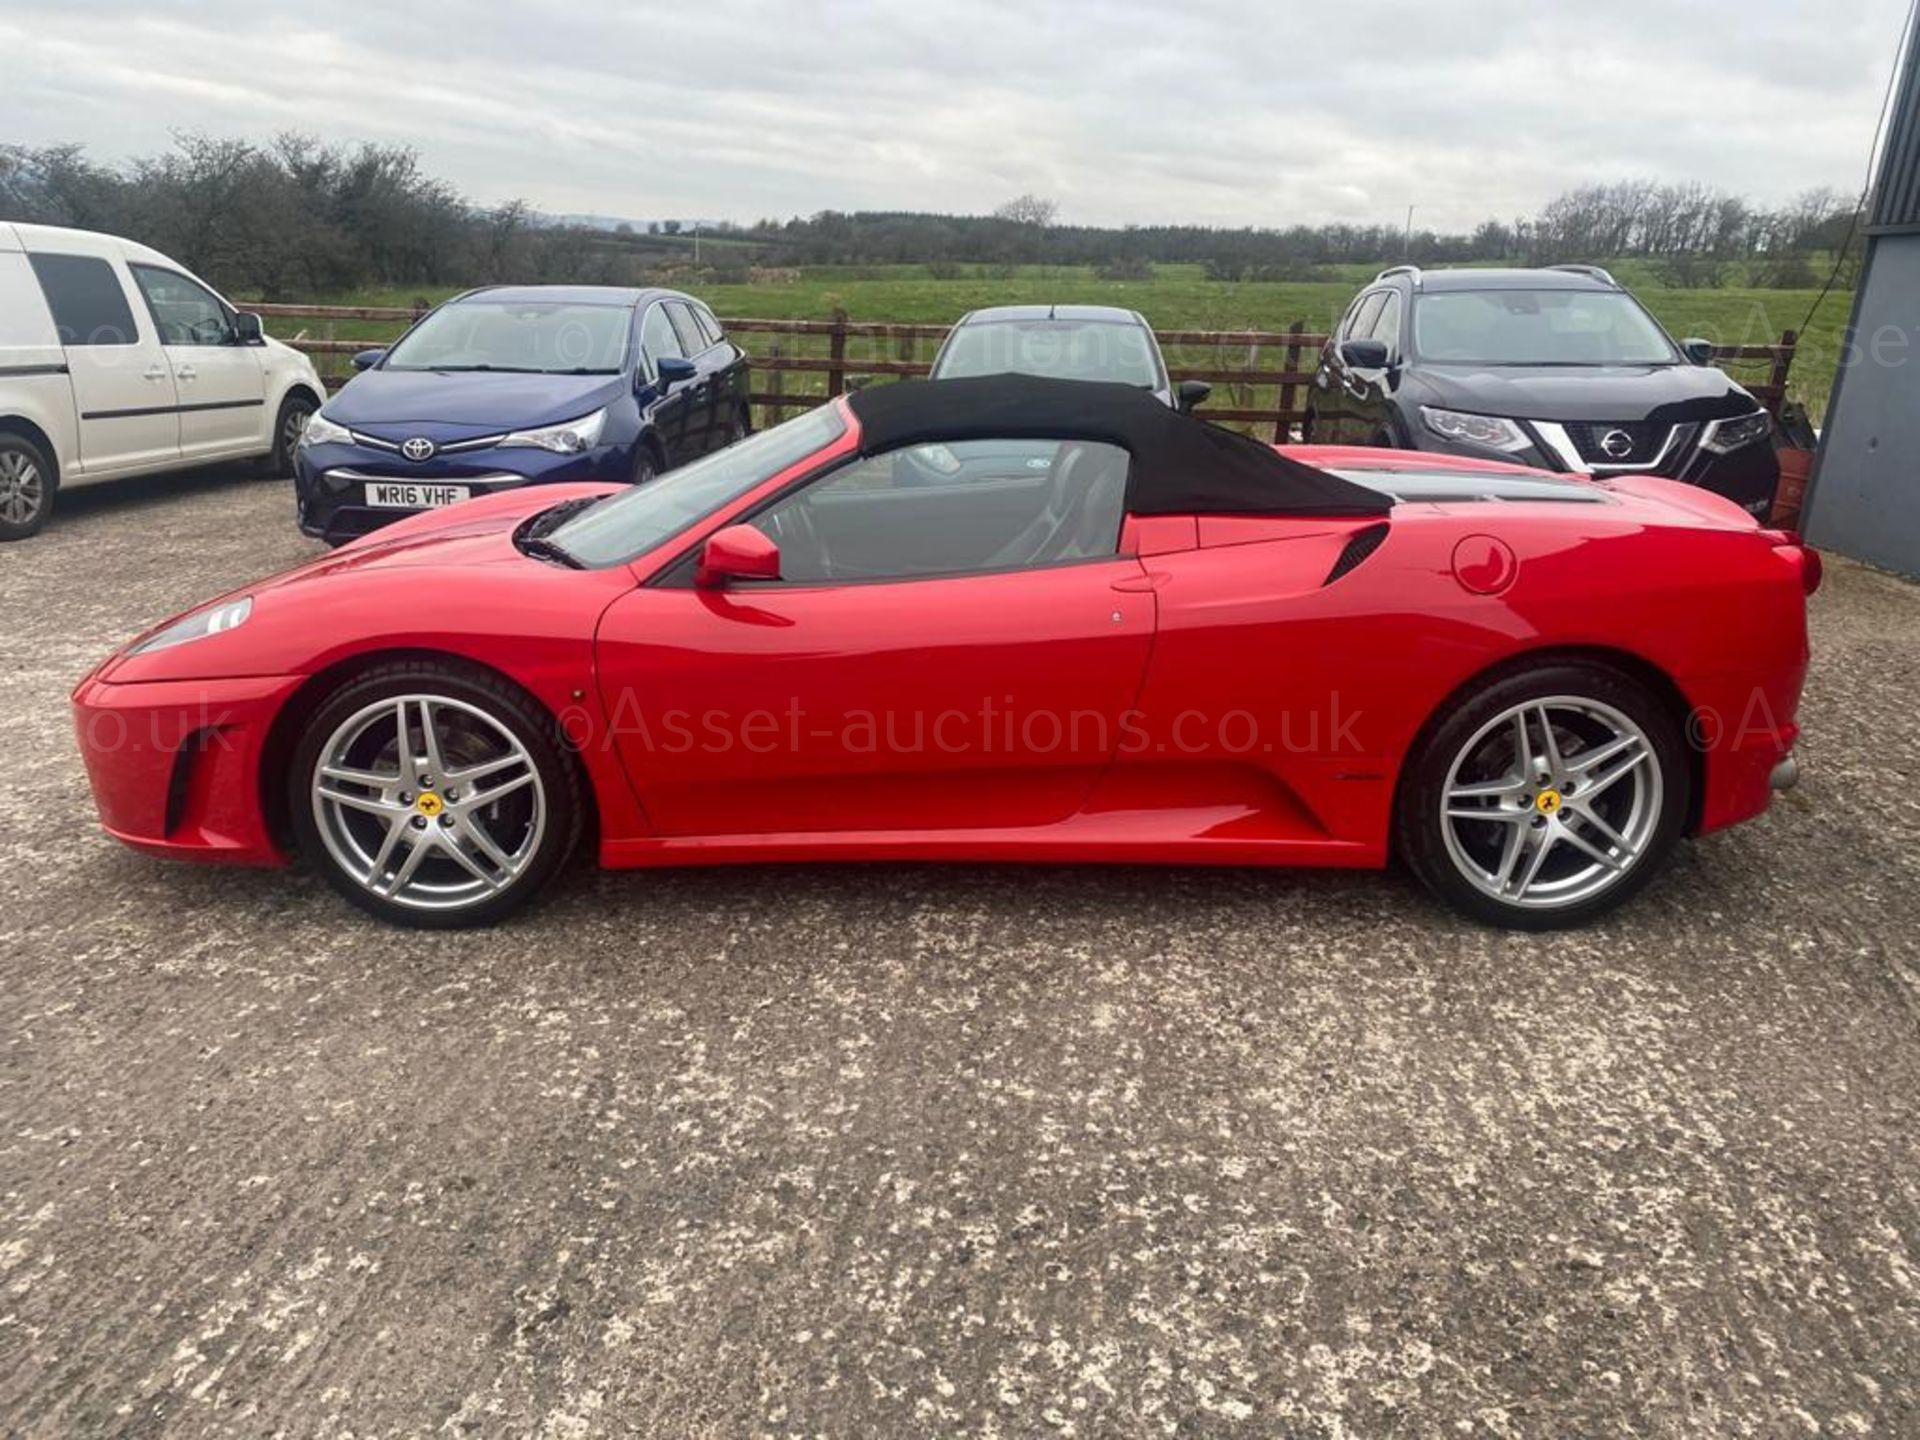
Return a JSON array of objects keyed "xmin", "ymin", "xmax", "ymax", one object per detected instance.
[
  {"xmin": 932, "ymin": 320, "xmax": 1162, "ymax": 388},
  {"xmin": 383, "ymin": 300, "xmax": 632, "ymax": 374},
  {"xmin": 1412, "ymin": 290, "xmax": 1678, "ymax": 366},
  {"xmin": 550, "ymin": 404, "xmax": 848, "ymax": 567}
]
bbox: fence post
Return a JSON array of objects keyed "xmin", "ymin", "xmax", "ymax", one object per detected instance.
[
  {"xmin": 765, "ymin": 340, "xmax": 784, "ymax": 427},
  {"xmin": 826, "ymin": 318, "xmax": 847, "ymax": 399},
  {"xmin": 1769, "ymin": 329, "xmax": 1797, "ymax": 414},
  {"xmin": 1276, "ymin": 321, "xmax": 1304, "ymax": 442}
]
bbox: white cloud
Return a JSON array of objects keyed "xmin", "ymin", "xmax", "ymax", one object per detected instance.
[{"xmin": 0, "ymin": 0, "xmax": 1907, "ymax": 229}]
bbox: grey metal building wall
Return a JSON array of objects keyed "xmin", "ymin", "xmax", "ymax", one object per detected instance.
[{"xmin": 1805, "ymin": 18, "xmax": 1920, "ymax": 576}]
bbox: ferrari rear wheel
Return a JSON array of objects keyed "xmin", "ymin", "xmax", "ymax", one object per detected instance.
[
  {"xmin": 1397, "ymin": 662, "xmax": 1689, "ymax": 929},
  {"xmin": 290, "ymin": 661, "xmax": 583, "ymax": 928}
]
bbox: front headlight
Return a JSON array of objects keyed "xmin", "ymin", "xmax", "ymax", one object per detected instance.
[
  {"xmin": 1699, "ymin": 410, "xmax": 1771, "ymax": 455},
  {"xmin": 300, "ymin": 412, "xmax": 351, "ymax": 448},
  {"xmin": 499, "ymin": 407, "xmax": 608, "ymax": 454},
  {"xmin": 1420, "ymin": 407, "xmax": 1534, "ymax": 455},
  {"xmin": 128, "ymin": 597, "xmax": 253, "ymax": 655}
]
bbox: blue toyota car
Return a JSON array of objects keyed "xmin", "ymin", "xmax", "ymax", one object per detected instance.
[{"xmin": 294, "ymin": 285, "xmax": 750, "ymax": 543}]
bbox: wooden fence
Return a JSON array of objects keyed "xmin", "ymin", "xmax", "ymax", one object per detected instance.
[{"xmin": 253, "ymin": 304, "xmax": 1799, "ymax": 441}]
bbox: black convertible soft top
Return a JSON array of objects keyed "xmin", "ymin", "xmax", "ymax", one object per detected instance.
[{"xmin": 846, "ymin": 374, "xmax": 1390, "ymax": 518}]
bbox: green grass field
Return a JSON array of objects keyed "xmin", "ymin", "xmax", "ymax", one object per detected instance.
[{"xmin": 263, "ymin": 262, "xmax": 1849, "ymax": 426}]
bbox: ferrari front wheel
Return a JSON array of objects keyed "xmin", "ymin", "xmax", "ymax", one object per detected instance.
[
  {"xmin": 289, "ymin": 661, "xmax": 583, "ymax": 928},
  {"xmin": 1397, "ymin": 662, "xmax": 1689, "ymax": 930}
]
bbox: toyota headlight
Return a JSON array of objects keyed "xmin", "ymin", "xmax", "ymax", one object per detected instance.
[
  {"xmin": 500, "ymin": 407, "xmax": 608, "ymax": 454},
  {"xmin": 1699, "ymin": 410, "xmax": 1771, "ymax": 455},
  {"xmin": 129, "ymin": 597, "xmax": 253, "ymax": 655},
  {"xmin": 300, "ymin": 411, "xmax": 351, "ymax": 448},
  {"xmin": 1421, "ymin": 407, "xmax": 1534, "ymax": 455}
]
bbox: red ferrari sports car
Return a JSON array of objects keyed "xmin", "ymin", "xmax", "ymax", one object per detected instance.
[{"xmin": 73, "ymin": 376, "xmax": 1816, "ymax": 930}]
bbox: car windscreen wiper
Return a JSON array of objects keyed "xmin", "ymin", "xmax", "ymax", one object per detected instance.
[
  {"xmin": 516, "ymin": 534, "xmax": 583, "ymax": 568},
  {"xmin": 397, "ymin": 364, "xmax": 547, "ymax": 374}
]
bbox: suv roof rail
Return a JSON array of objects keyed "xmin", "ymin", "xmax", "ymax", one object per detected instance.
[
  {"xmin": 1546, "ymin": 263, "xmax": 1619, "ymax": 287},
  {"xmin": 1373, "ymin": 264, "xmax": 1422, "ymax": 286}
]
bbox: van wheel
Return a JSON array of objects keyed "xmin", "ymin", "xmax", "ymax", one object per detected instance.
[
  {"xmin": 257, "ymin": 393, "xmax": 317, "ymax": 479},
  {"xmin": 0, "ymin": 432, "xmax": 55, "ymax": 541}
]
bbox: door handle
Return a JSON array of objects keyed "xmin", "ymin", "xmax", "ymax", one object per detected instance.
[
  {"xmin": 175, "ymin": 364, "xmax": 198, "ymax": 382},
  {"xmin": 143, "ymin": 364, "xmax": 168, "ymax": 383},
  {"xmin": 1111, "ymin": 571, "xmax": 1168, "ymax": 593}
]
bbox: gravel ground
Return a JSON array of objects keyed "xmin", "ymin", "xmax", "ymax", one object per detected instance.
[{"xmin": 3, "ymin": 469, "xmax": 1918, "ymax": 1439}]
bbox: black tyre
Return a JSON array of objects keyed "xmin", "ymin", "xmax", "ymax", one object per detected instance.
[
  {"xmin": 1395, "ymin": 660, "xmax": 1689, "ymax": 930},
  {"xmin": 630, "ymin": 444, "xmax": 660, "ymax": 485},
  {"xmin": 256, "ymin": 392, "xmax": 318, "ymax": 479},
  {"xmin": 288, "ymin": 659, "xmax": 584, "ymax": 928},
  {"xmin": 727, "ymin": 406, "xmax": 750, "ymax": 446},
  {"xmin": 0, "ymin": 431, "xmax": 56, "ymax": 541}
]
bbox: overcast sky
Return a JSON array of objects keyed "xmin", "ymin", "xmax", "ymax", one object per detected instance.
[{"xmin": 0, "ymin": 0, "xmax": 1910, "ymax": 230}]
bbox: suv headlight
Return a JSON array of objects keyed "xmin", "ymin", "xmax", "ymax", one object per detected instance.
[
  {"xmin": 1420, "ymin": 406, "xmax": 1533, "ymax": 454},
  {"xmin": 500, "ymin": 407, "xmax": 608, "ymax": 454},
  {"xmin": 1699, "ymin": 410, "xmax": 1771, "ymax": 455},
  {"xmin": 300, "ymin": 412, "xmax": 351, "ymax": 448},
  {"xmin": 128, "ymin": 597, "xmax": 252, "ymax": 655}
]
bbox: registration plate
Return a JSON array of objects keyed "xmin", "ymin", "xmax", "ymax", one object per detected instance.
[{"xmin": 365, "ymin": 481, "xmax": 470, "ymax": 509}]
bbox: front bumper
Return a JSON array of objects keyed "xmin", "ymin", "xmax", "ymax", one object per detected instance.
[
  {"xmin": 71, "ymin": 669, "xmax": 304, "ymax": 866},
  {"xmin": 294, "ymin": 442, "xmax": 626, "ymax": 544}
]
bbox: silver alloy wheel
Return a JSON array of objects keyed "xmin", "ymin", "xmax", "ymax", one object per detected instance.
[
  {"xmin": 0, "ymin": 449, "xmax": 44, "ymax": 525},
  {"xmin": 281, "ymin": 403, "xmax": 313, "ymax": 457},
  {"xmin": 1439, "ymin": 695, "xmax": 1662, "ymax": 910},
  {"xmin": 310, "ymin": 693, "xmax": 546, "ymax": 913}
]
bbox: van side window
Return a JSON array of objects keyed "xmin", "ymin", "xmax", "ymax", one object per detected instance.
[
  {"xmin": 129, "ymin": 265, "xmax": 236, "ymax": 346},
  {"xmin": 28, "ymin": 254, "xmax": 140, "ymax": 347}
]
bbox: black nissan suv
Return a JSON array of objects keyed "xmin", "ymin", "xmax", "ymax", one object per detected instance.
[{"xmin": 1306, "ymin": 265, "xmax": 1778, "ymax": 516}]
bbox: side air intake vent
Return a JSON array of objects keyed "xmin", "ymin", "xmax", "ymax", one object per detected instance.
[{"xmin": 1324, "ymin": 523, "xmax": 1389, "ymax": 585}]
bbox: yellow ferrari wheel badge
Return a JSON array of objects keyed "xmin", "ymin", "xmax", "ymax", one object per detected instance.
[
  {"xmin": 415, "ymin": 791, "xmax": 445, "ymax": 818},
  {"xmin": 1534, "ymin": 789, "xmax": 1563, "ymax": 816}
]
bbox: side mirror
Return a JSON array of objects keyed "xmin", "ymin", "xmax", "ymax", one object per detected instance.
[
  {"xmin": 656, "ymin": 355, "xmax": 698, "ymax": 388},
  {"xmin": 233, "ymin": 311, "xmax": 265, "ymax": 346},
  {"xmin": 696, "ymin": 524, "xmax": 780, "ymax": 587},
  {"xmin": 1681, "ymin": 337, "xmax": 1716, "ymax": 366},
  {"xmin": 1339, "ymin": 338, "xmax": 1390, "ymax": 370},
  {"xmin": 1175, "ymin": 379, "xmax": 1212, "ymax": 412},
  {"xmin": 351, "ymin": 348, "xmax": 385, "ymax": 371}
]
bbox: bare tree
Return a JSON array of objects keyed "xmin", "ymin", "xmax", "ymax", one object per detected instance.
[{"xmin": 993, "ymin": 194, "xmax": 1058, "ymax": 227}]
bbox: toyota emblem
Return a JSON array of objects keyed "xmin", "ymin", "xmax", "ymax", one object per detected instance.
[
  {"xmin": 401, "ymin": 436, "xmax": 436, "ymax": 462},
  {"xmin": 1598, "ymin": 428, "xmax": 1634, "ymax": 459}
]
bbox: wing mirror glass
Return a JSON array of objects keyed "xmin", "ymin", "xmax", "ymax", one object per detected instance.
[
  {"xmin": 657, "ymin": 355, "xmax": 698, "ymax": 387},
  {"xmin": 233, "ymin": 311, "xmax": 265, "ymax": 345},
  {"xmin": 1682, "ymin": 336, "xmax": 1716, "ymax": 366},
  {"xmin": 696, "ymin": 524, "xmax": 780, "ymax": 587},
  {"xmin": 1339, "ymin": 338, "xmax": 1390, "ymax": 369},
  {"xmin": 351, "ymin": 347, "xmax": 385, "ymax": 371},
  {"xmin": 1176, "ymin": 379, "xmax": 1212, "ymax": 412}
]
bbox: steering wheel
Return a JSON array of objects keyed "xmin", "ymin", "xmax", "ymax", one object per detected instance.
[{"xmin": 762, "ymin": 499, "xmax": 833, "ymax": 581}]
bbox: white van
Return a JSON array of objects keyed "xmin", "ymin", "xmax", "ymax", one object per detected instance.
[{"xmin": 0, "ymin": 223, "xmax": 326, "ymax": 540}]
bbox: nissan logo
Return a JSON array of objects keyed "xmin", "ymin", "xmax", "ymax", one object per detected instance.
[
  {"xmin": 401, "ymin": 437, "xmax": 437, "ymax": 462},
  {"xmin": 1598, "ymin": 428, "xmax": 1635, "ymax": 459}
]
